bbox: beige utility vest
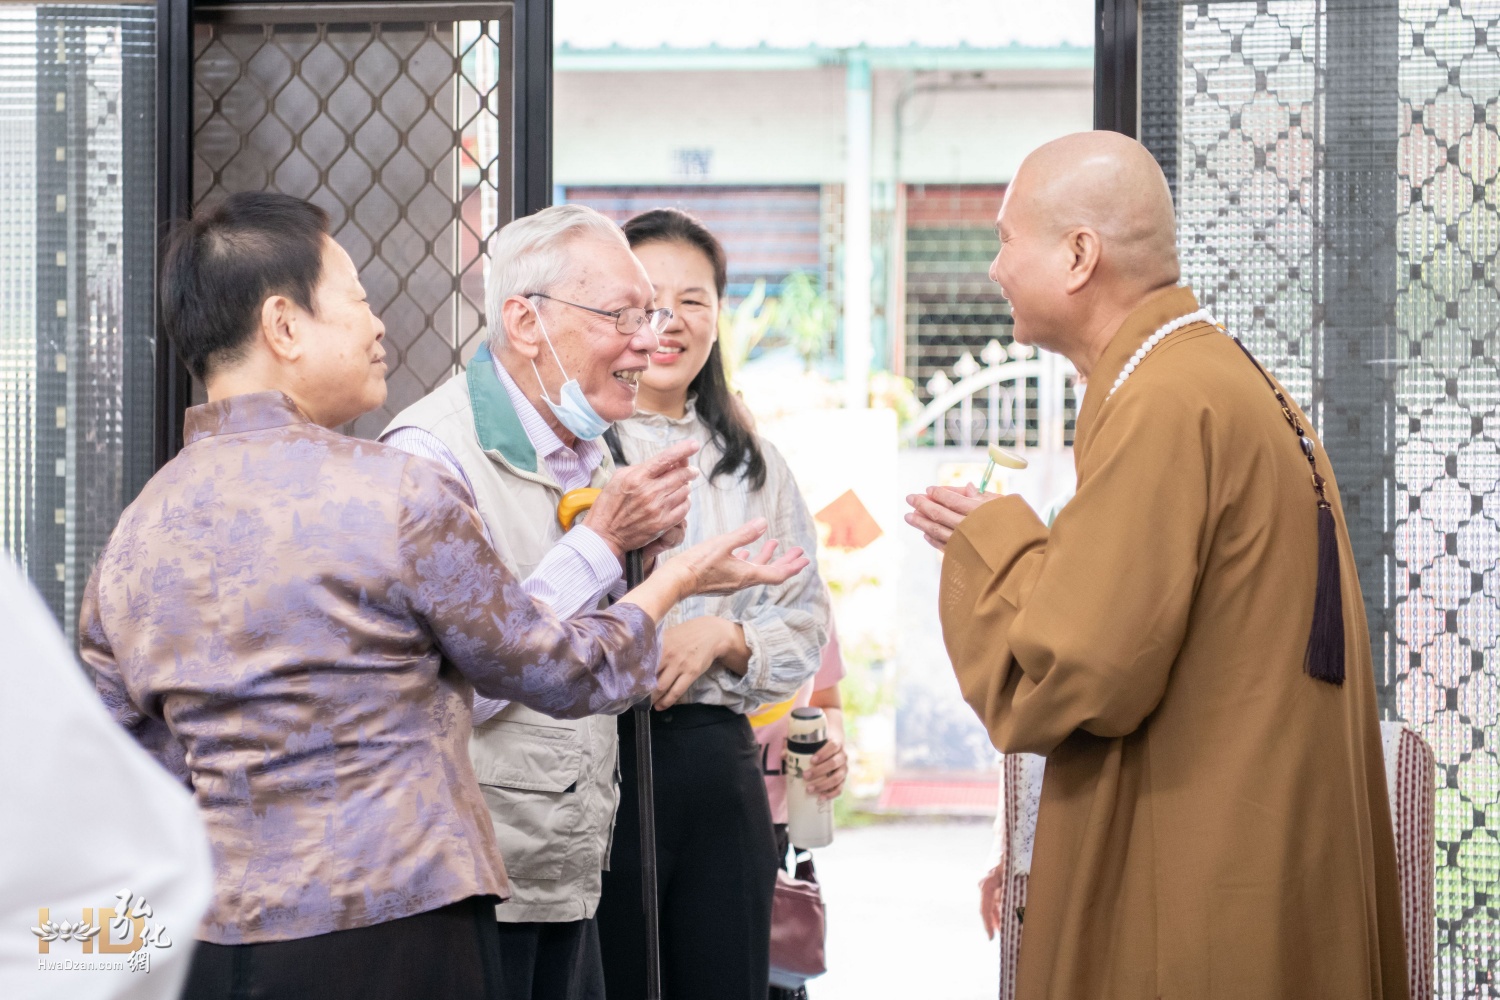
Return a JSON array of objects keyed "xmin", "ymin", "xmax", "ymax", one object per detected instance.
[{"xmin": 384, "ymin": 344, "xmax": 620, "ymax": 923}]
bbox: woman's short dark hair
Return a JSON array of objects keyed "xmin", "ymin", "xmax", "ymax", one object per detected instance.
[
  {"xmin": 621, "ymin": 208, "xmax": 767, "ymax": 491},
  {"xmin": 160, "ymin": 192, "xmax": 330, "ymax": 381}
]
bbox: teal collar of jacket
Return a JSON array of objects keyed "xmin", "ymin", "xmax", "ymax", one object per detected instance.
[{"xmin": 467, "ymin": 343, "xmax": 539, "ymax": 475}]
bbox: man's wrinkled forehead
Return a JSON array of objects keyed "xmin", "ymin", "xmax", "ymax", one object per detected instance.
[{"xmin": 554, "ymin": 234, "xmax": 652, "ymax": 304}]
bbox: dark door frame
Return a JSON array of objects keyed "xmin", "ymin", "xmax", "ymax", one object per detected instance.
[
  {"xmin": 152, "ymin": 0, "xmax": 550, "ymax": 464},
  {"xmin": 155, "ymin": 0, "xmax": 193, "ymax": 468},
  {"xmin": 1094, "ymin": 0, "xmax": 1140, "ymax": 137},
  {"xmin": 513, "ymin": 0, "xmax": 552, "ymax": 218}
]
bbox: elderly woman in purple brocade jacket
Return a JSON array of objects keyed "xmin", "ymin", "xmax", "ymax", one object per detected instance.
[{"xmin": 77, "ymin": 192, "xmax": 809, "ymax": 1000}]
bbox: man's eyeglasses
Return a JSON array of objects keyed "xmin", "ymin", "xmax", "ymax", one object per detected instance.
[{"xmin": 527, "ymin": 293, "xmax": 672, "ymax": 336}]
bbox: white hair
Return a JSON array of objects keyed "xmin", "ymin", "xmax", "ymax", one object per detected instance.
[{"xmin": 484, "ymin": 204, "xmax": 630, "ymax": 347}]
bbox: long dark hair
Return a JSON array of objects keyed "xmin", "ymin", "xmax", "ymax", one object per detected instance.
[{"xmin": 622, "ymin": 208, "xmax": 767, "ymax": 491}]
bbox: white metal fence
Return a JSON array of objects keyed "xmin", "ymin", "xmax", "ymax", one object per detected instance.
[{"xmin": 899, "ymin": 338, "xmax": 1073, "ymax": 456}]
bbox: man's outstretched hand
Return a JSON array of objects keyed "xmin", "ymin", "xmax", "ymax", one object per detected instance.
[{"xmin": 904, "ymin": 483, "xmax": 997, "ymax": 552}]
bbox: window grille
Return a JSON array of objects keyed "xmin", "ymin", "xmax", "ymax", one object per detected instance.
[
  {"xmin": 902, "ymin": 183, "xmax": 1078, "ymax": 446},
  {"xmin": 564, "ymin": 184, "xmax": 826, "ymax": 305}
]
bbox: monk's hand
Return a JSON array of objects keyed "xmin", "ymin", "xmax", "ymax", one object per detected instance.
[
  {"xmin": 904, "ymin": 483, "xmax": 997, "ymax": 552},
  {"xmin": 589, "ymin": 439, "xmax": 700, "ymax": 561},
  {"xmin": 978, "ymin": 862, "xmax": 1005, "ymax": 939},
  {"xmin": 653, "ymin": 617, "xmax": 735, "ymax": 710}
]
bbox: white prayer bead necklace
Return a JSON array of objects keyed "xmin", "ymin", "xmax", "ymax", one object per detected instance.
[{"xmin": 1106, "ymin": 309, "xmax": 1218, "ymax": 399}]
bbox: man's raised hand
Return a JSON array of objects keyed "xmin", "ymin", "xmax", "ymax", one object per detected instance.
[
  {"xmin": 641, "ymin": 517, "xmax": 687, "ymax": 570},
  {"xmin": 587, "ymin": 439, "xmax": 700, "ymax": 560}
]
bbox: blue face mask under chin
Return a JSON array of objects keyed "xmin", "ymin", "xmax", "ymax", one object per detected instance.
[{"xmin": 527, "ymin": 301, "xmax": 612, "ymax": 441}]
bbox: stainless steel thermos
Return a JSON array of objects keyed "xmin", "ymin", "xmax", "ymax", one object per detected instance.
[{"xmin": 784, "ymin": 707, "xmax": 835, "ymax": 848}]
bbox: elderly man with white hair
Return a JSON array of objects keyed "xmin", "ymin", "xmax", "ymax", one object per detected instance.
[{"xmin": 382, "ymin": 204, "xmax": 697, "ymax": 1000}]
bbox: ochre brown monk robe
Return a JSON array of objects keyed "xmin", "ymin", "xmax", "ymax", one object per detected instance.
[{"xmin": 940, "ymin": 285, "xmax": 1407, "ymax": 1000}]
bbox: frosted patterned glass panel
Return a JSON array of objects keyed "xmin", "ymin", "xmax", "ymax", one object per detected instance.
[
  {"xmin": 1396, "ymin": 6, "xmax": 1500, "ymax": 994},
  {"xmin": 1170, "ymin": 1, "xmax": 1320, "ymax": 406},
  {"xmin": 1142, "ymin": 1, "xmax": 1500, "ymax": 994},
  {"xmin": 0, "ymin": 4, "xmax": 155, "ymax": 629}
]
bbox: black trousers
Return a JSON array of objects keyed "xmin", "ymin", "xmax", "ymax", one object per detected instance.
[
  {"xmin": 597, "ymin": 705, "xmax": 780, "ymax": 1000},
  {"xmin": 182, "ymin": 896, "xmax": 502, "ymax": 1000},
  {"xmin": 494, "ymin": 917, "xmax": 605, "ymax": 1000}
]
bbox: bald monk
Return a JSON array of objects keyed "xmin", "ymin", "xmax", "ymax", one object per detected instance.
[{"xmin": 905, "ymin": 131, "xmax": 1407, "ymax": 1000}]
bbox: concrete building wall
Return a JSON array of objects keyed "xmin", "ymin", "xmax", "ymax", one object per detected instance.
[
  {"xmin": 554, "ymin": 67, "xmax": 1093, "ymax": 188},
  {"xmin": 556, "ymin": 68, "xmax": 846, "ymax": 185},
  {"xmin": 885, "ymin": 70, "xmax": 1094, "ymax": 184}
]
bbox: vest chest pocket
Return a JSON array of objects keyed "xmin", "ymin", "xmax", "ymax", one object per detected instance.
[{"xmin": 471, "ymin": 719, "xmax": 585, "ymax": 880}]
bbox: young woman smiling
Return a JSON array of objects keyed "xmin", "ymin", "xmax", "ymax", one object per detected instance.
[{"xmin": 594, "ymin": 209, "xmax": 830, "ymax": 1000}]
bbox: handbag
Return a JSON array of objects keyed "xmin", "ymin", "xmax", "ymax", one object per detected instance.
[{"xmin": 768, "ymin": 852, "xmax": 827, "ymax": 989}]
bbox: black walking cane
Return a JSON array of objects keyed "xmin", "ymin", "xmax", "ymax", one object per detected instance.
[
  {"xmin": 602, "ymin": 427, "xmax": 663, "ymax": 1000},
  {"xmin": 625, "ymin": 547, "xmax": 663, "ymax": 1000}
]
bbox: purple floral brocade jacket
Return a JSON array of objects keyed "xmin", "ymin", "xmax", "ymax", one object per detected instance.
[{"xmin": 78, "ymin": 392, "xmax": 658, "ymax": 945}]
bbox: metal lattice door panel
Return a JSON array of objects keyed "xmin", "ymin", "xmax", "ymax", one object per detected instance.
[
  {"xmin": 1141, "ymin": 2, "xmax": 1500, "ymax": 994},
  {"xmin": 192, "ymin": 3, "xmax": 513, "ymax": 439}
]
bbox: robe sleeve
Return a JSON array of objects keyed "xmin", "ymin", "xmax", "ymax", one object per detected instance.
[{"xmin": 940, "ymin": 388, "xmax": 1210, "ymax": 756}]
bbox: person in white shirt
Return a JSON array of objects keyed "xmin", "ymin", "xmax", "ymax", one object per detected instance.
[
  {"xmin": 595, "ymin": 208, "xmax": 829, "ymax": 1000},
  {"xmin": 0, "ymin": 558, "xmax": 212, "ymax": 1000}
]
